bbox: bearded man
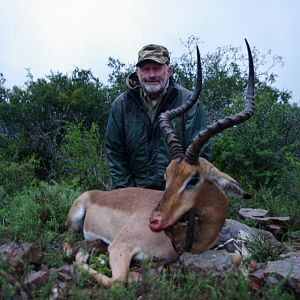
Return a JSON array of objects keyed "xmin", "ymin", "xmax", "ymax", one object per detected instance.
[{"xmin": 105, "ymin": 44, "xmax": 210, "ymax": 190}]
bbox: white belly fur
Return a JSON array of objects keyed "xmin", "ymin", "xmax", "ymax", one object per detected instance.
[{"xmin": 83, "ymin": 229, "xmax": 149, "ymax": 260}]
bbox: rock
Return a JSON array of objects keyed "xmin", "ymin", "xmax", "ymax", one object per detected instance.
[
  {"xmin": 239, "ymin": 208, "xmax": 290, "ymax": 226},
  {"xmin": 216, "ymin": 219, "xmax": 280, "ymax": 256},
  {"xmin": 265, "ymin": 224, "xmax": 284, "ymax": 238},
  {"xmin": 266, "ymin": 216, "xmax": 290, "ymax": 226},
  {"xmin": 247, "ymin": 260, "xmax": 259, "ymax": 273},
  {"xmin": 0, "ymin": 268, "xmax": 29, "ymax": 299},
  {"xmin": 239, "ymin": 208, "xmax": 269, "ymax": 218},
  {"xmin": 280, "ymin": 250, "xmax": 300, "ymax": 260},
  {"xmin": 219, "ymin": 219, "xmax": 263, "ymax": 242},
  {"xmin": 238, "ymin": 208, "xmax": 290, "ymax": 239},
  {"xmin": 23, "ymin": 270, "xmax": 50, "ymax": 289},
  {"xmin": 0, "ymin": 240, "xmax": 43, "ymax": 273},
  {"xmin": 71, "ymin": 239, "xmax": 108, "ymax": 256},
  {"xmin": 48, "ymin": 281, "xmax": 67, "ymax": 300},
  {"xmin": 248, "ymin": 268, "xmax": 265, "ymax": 291},
  {"xmin": 56, "ymin": 265, "xmax": 77, "ymax": 282},
  {"xmin": 293, "ymin": 242, "xmax": 300, "ymax": 250},
  {"xmin": 289, "ymin": 231, "xmax": 300, "ymax": 240},
  {"xmin": 75, "ymin": 248, "xmax": 89, "ymax": 264},
  {"xmin": 168, "ymin": 259, "xmax": 181, "ymax": 274},
  {"xmin": 180, "ymin": 250, "xmax": 241, "ymax": 278},
  {"xmin": 21, "ymin": 265, "xmax": 77, "ymax": 298},
  {"xmin": 264, "ymin": 255, "xmax": 300, "ymax": 294}
]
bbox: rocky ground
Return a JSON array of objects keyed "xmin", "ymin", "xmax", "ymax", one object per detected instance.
[{"xmin": 1, "ymin": 212, "xmax": 299, "ymax": 299}]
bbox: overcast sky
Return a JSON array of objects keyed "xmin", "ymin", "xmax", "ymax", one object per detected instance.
[{"xmin": 1, "ymin": 0, "xmax": 299, "ymax": 104}]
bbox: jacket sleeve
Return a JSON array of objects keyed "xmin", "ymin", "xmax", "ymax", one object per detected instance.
[
  {"xmin": 105, "ymin": 99, "xmax": 135, "ymax": 189},
  {"xmin": 183, "ymin": 101, "xmax": 211, "ymax": 161}
]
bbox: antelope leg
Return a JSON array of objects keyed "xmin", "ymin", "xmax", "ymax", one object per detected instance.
[{"xmin": 108, "ymin": 242, "xmax": 141, "ymax": 286}]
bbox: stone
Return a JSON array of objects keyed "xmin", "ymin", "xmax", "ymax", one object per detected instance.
[
  {"xmin": 216, "ymin": 219, "xmax": 280, "ymax": 257},
  {"xmin": 69, "ymin": 239, "xmax": 108, "ymax": 256},
  {"xmin": 238, "ymin": 208, "xmax": 290, "ymax": 239},
  {"xmin": 48, "ymin": 280, "xmax": 68, "ymax": 300},
  {"xmin": 264, "ymin": 255, "xmax": 300, "ymax": 294},
  {"xmin": 0, "ymin": 240, "xmax": 43, "ymax": 273},
  {"xmin": 239, "ymin": 208, "xmax": 269, "ymax": 218},
  {"xmin": 248, "ymin": 268, "xmax": 265, "ymax": 291},
  {"xmin": 23, "ymin": 270, "xmax": 50, "ymax": 289},
  {"xmin": 180, "ymin": 249, "xmax": 240, "ymax": 278},
  {"xmin": 56, "ymin": 265, "xmax": 77, "ymax": 282}
]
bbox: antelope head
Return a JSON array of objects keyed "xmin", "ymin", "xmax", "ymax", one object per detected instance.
[{"xmin": 149, "ymin": 40, "xmax": 255, "ymax": 236}]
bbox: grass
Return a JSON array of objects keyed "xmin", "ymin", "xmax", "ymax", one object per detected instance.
[
  {"xmin": 0, "ymin": 182, "xmax": 298, "ymax": 299},
  {"xmin": 242, "ymin": 232, "xmax": 287, "ymax": 263},
  {"xmin": 61, "ymin": 269, "xmax": 295, "ymax": 300},
  {"xmin": 0, "ymin": 181, "xmax": 81, "ymax": 242}
]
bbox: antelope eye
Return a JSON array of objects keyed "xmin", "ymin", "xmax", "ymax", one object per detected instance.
[{"xmin": 187, "ymin": 174, "xmax": 200, "ymax": 187}]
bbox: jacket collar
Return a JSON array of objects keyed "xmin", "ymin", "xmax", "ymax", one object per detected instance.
[{"xmin": 126, "ymin": 72, "xmax": 178, "ymax": 122}]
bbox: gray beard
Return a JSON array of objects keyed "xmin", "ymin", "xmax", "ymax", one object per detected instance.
[{"xmin": 141, "ymin": 82, "xmax": 164, "ymax": 94}]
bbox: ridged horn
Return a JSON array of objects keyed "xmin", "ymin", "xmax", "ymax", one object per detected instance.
[
  {"xmin": 184, "ymin": 39, "xmax": 255, "ymax": 165},
  {"xmin": 159, "ymin": 46, "xmax": 202, "ymax": 159}
]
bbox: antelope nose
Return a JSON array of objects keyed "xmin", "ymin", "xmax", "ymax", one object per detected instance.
[{"xmin": 149, "ymin": 211, "xmax": 163, "ymax": 232}]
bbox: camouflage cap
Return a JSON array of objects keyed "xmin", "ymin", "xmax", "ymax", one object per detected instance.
[{"xmin": 136, "ymin": 44, "xmax": 170, "ymax": 66}]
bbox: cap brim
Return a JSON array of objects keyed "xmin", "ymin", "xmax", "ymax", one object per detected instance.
[{"xmin": 136, "ymin": 57, "xmax": 166, "ymax": 67}]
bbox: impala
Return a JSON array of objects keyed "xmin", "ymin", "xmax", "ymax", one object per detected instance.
[{"xmin": 66, "ymin": 40, "xmax": 255, "ymax": 288}]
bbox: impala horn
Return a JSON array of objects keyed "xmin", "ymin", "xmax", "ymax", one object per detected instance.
[
  {"xmin": 159, "ymin": 46, "xmax": 202, "ymax": 159},
  {"xmin": 185, "ymin": 39, "xmax": 255, "ymax": 165}
]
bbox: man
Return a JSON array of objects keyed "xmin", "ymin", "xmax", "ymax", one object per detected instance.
[{"xmin": 105, "ymin": 44, "xmax": 210, "ymax": 190}]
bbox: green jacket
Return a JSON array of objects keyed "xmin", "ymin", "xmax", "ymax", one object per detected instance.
[{"xmin": 105, "ymin": 76, "xmax": 210, "ymax": 190}]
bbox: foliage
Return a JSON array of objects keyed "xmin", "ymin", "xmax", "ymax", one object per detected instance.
[
  {"xmin": 1, "ymin": 37, "xmax": 299, "ymax": 203},
  {"xmin": 227, "ymin": 184, "xmax": 300, "ymax": 229},
  {"xmin": 172, "ymin": 37, "xmax": 300, "ymax": 227},
  {"xmin": 0, "ymin": 155, "xmax": 39, "ymax": 197},
  {"xmin": 89, "ymin": 253, "xmax": 112, "ymax": 277},
  {"xmin": 0, "ymin": 37, "xmax": 299, "ymax": 298},
  {"xmin": 106, "ymin": 57, "xmax": 134, "ymax": 98},
  {"xmin": 243, "ymin": 232, "xmax": 287, "ymax": 262},
  {"xmin": 1, "ymin": 181, "xmax": 292, "ymax": 299},
  {"xmin": 212, "ymin": 87, "xmax": 300, "ymax": 226},
  {"xmin": 0, "ymin": 260, "xmax": 18, "ymax": 299},
  {"xmin": 0, "ymin": 122, "xmax": 40, "ymax": 197},
  {"xmin": 0, "ymin": 181, "xmax": 80, "ymax": 243},
  {"xmin": 54, "ymin": 122, "xmax": 111, "ymax": 190},
  {"xmin": 0, "ymin": 68, "xmax": 111, "ymax": 180},
  {"xmin": 173, "ymin": 36, "xmax": 286, "ymax": 122},
  {"xmin": 212, "ymin": 87, "xmax": 300, "ymax": 189},
  {"xmin": 64, "ymin": 268, "xmax": 295, "ymax": 299}
]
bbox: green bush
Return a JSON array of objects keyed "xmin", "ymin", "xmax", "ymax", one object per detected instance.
[
  {"xmin": 54, "ymin": 122, "xmax": 111, "ymax": 190},
  {"xmin": 0, "ymin": 155, "xmax": 39, "ymax": 197},
  {"xmin": 243, "ymin": 232, "xmax": 287, "ymax": 262},
  {"xmin": 212, "ymin": 89, "xmax": 300, "ymax": 191},
  {"xmin": 0, "ymin": 181, "xmax": 80, "ymax": 242}
]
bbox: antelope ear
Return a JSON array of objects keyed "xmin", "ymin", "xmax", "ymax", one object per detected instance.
[{"xmin": 211, "ymin": 176, "xmax": 251, "ymax": 199}]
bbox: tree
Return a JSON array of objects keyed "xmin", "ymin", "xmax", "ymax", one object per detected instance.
[
  {"xmin": 0, "ymin": 38, "xmax": 299, "ymax": 218},
  {"xmin": 0, "ymin": 69, "xmax": 111, "ymax": 179}
]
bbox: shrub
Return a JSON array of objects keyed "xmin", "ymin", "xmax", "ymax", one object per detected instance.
[
  {"xmin": 0, "ymin": 181, "xmax": 80, "ymax": 242},
  {"xmin": 54, "ymin": 122, "xmax": 111, "ymax": 190},
  {"xmin": 0, "ymin": 155, "xmax": 39, "ymax": 196}
]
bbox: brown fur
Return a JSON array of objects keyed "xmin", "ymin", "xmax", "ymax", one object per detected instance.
[{"xmin": 66, "ymin": 158, "xmax": 246, "ymax": 288}]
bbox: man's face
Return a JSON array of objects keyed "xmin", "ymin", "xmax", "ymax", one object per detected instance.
[{"xmin": 136, "ymin": 61, "xmax": 172, "ymax": 95}]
